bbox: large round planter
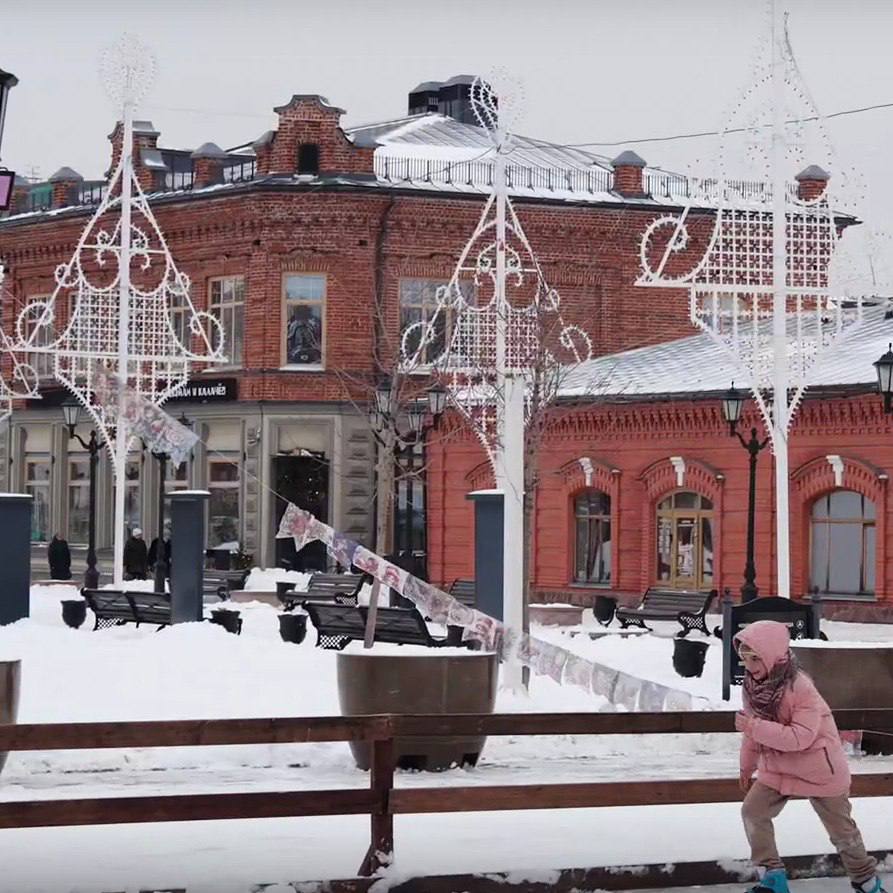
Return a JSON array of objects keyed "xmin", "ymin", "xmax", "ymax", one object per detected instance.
[
  {"xmin": 337, "ymin": 650, "xmax": 498, "ymax": 771},
  {"xmin": 673, "ymin": 637, "xmax": 709, "ymax": 678},
  {"xmin": 593, "ymin": 595, "xmax": 617, "ymax": 627},
  {"xmin": 792, "ymin": 642, "xmax": 893, "ymax": 754},
  {"xmin": 210, "ymin": 609, "xmax": 242, "ymax": 635},
  {"xmin": 279, "ymin": 613, "xmax": 307, "ymax": 644},
  {"xmin": 0, "ymin": 660, "xmax": 21, "ymax": 776},
  {"xmin": 61, "ymin": 599, "xmax": 87, "ymax": 630}
]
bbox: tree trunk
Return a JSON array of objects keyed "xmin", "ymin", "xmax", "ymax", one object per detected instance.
[{"xmin": 375, "ymin": 430, "xmax": 396, "ymax": 559}]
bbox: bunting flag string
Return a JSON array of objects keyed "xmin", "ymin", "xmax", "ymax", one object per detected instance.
[{"xmin": 276, "ymin": 503, "xmax": 707, "ymax": 712}]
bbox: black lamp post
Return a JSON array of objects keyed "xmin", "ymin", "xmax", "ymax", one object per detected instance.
[
  {"xmin": 874, "ymin": 343, "xmax": 893, "ymax": 414},
  {"xmin": 62, "ymin": 397, "xmax": 103, "ymax": 590},
  {"xmin": 0, "ymin": 67, "xmax": 18, "ymax": 211},
  {"xmin": 721, "ymin": 383, "xmax": 770, "ymax": 603},
  {"xmin": 151, "ymin": 411, "xmax": 191, "ymax": 594}
]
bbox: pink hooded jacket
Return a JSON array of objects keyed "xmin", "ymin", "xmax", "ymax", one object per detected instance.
[{"xmin": 734, "ymin": 620, "xmax": 850, "ymax": 798}]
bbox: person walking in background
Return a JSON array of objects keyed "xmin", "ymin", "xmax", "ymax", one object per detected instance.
[
  {"xmin": 148, "ymin": 524, "xmax": 172, "ymax": 579},
  {"xmin": 123, "ymin": 528, "xmax": 148, "ymax": 580},
  {"xmin": 734, "ymin": 620, "xmax": 886, "ymax": 893},
  {"xmin": 48, "ymin": 533, "xmax": 71, "ymax": 581}
]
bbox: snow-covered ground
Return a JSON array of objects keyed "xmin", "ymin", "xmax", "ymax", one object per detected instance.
[{"xmin": 1, "ymin": 583, "xmax": 892, "ymax": 892}]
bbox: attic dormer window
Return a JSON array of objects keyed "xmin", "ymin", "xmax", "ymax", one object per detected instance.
[{"xmin": 297, "ymin": 143, "xmax": 320, "ymax": 175}]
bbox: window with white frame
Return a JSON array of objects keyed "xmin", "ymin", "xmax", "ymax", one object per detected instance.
[
  {"xmin": 169, "ymin": 286, "xmax": 190, "ymax": 349},
  {"xmin": 207, "ymin": 456, "xmax": 240, "ymax": 548},
  {"xmin": 209, "ymin": 277, "xmax": 245, "ymax": 367},
  {"xmin": 22, "ymin": 300, "xmax": 54, "ymax": 380},
  {"xmin": 399, "ymin": 278, "xmax": 473, "ymax": 366},
  {"xmin": 573, "ymin": 490, "xmax": 611, "ymax": 584},
  {"xmin": 810, "ymin": 490, "xmax": 876, "ymax": 598},
  {"xmin": 283, "ymin": 274, "xmax": 325, "ymax": 367}
]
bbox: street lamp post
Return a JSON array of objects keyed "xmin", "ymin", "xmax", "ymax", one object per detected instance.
[
  {"xmin": 721, "ymin": 383, "xmax": 770, "ymax": 602},
  {"xmin": 62, "ymin": 398, "xmax": 103, "ymax": 589},
  {"xmin": 0, "ymin": 67, "xmax": 18, "ymax": 210},
  {"xmin": 873, "ymin": 343, "xmax": 893, "ymax": 414}
]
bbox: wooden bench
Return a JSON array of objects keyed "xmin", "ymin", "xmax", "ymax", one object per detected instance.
[
  {"xmin": 278, "ymin": 572, "xmax": 364, "ymax": 611},
  {"xmin": 303, "ymin": 602, "xmax": 463, "ymax": 651},
  {"xmin": 204, "ymin": 569, "xmax": 249, "ymax": 601},
  {"xmin": 615, "ymin": 588, "xmax": 717, "ymax": 637},
  {"xmin": 448, "ymin": 579, "xmax": 476, "ymax": 609},
  {"xmin": 82, "ymin": 589, "xmax": 172, "ymax": 630}
]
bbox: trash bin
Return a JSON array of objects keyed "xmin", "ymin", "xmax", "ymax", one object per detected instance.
[
  {"xmin": 593, "ymin": 595, "xmax": 617, "ymax": 627},
  {"xmin": 673, "ymin": 637, "xmax": 709, "ymax": 678},
  {"xmin": 61, "ymin": 599, "xmax": 87, "ymax": 630},
  {"xmin": 279, "ymin": 613, "xmax": 307, "ymax": 644}
]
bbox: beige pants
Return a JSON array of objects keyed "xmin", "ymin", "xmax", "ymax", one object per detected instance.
[{"xmin": 742, "ymin": 781, "xmax": 877, "ymax": 884}]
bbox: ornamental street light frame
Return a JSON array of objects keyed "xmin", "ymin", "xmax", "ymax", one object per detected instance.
[
  {"xmin": 62, "ymin": 396, "xmax": 104, "ymax": 590},
  {"xmin": 874, "ymin": 343, "xmax": 893, "ymax": 414},
  {"xmin": 721, "ymin": 383, "xmax": 770, "ymax": 602},
  {"xmin": 0, "ymin": 67, "xmax": 19, "ymax": 211}
]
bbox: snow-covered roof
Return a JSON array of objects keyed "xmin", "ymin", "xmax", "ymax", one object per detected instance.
[{"xmin": 561, "ymin": 304, "xmax": 893, "ymax": 401}]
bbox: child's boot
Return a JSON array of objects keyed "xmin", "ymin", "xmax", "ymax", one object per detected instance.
[
  {"xmin": 748, "ymin": 868, "xmax": 790, "ymax": 893},
  {"xmin": 852, "ymin": 878, "xmax": 887, "ymax": 893}
]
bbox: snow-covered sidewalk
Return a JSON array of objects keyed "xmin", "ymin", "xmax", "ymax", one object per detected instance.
[{"xmin": 0, "ymin": 584, "xmax": 891, "ymax": 891}]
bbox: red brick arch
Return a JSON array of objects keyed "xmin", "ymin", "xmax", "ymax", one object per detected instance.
[
  {"xmin": 465, "ymin": 459, "xmax": 496, "ymax": 492},
  {"xmin": 791, "ymin": 455, "xmax": 888, "ymax": 599},
  {"xmin": 638, "ymin": 456, "xmax": 726, "ymax": 593},
  {"xmin": 558, "ymin": 457, "xmax": 622, "ymax": 587}
]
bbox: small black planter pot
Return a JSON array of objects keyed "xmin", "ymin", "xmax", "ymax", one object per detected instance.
[
  {"xmin": 279, "ymin": 613, "xmax": 307, "ymax": 645},
  {"xmin": 61, "ymin": 599, "xmax": 87, "ymax": 630},
  {"xmin": 593, "ymin": 595, "xmax": 617, "ymax": 627},
  {"xmin": 210, "ymin": 609, "xmax": 242, "ymax": 635},
  {"xmin": 673, "ymin": 637, "xmax": 709, "ymax": 678}
]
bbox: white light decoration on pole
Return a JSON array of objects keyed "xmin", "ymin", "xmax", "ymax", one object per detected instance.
[
  {"xmin": 636, "ymin": 2, "xmax": 870, "ymax": 599},
  {"xmin": 402, "ymin": 72, "xmax": 591, "ymax": 690},
  {"xmin": 15, "ymin": 35, "xmax": 224, "ymax": 584}
]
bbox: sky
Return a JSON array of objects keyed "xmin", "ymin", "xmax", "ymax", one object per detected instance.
[{"xmin": 2, "ymin": 0, "xmax": 893, "ymax": 256}]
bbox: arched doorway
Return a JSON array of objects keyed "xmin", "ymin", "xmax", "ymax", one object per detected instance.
[
  {"xmin": 656, "ymin": 491, "xmax": 714, "ymax": 590},
  {"xmin": 810, "ymin": 490, "xmax": 875, "ymax": 597}
]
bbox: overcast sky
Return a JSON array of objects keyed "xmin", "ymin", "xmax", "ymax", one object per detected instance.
[{"xmin": 3, "ymin": 0, "xmax": 893, "ymax": 253}]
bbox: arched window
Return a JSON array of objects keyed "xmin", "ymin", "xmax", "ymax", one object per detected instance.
[
  {"xmin": 573, "ymin": 490, "xmax": 611, "ymax": 584},
  {"xmin": 656, "ymin": 491, "xmax": 714, "ymax": 590},
  {"xmin": 297, "ymin": 143, "xmax": 320, "ymax": 175},
  {"xmin": 810, "ymin": 490, "xmax": 875, "ymax": 597}
]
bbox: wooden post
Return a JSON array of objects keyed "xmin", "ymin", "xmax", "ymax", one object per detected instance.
[
  {"xmin": 358, "ymin": 733, "xmax": 394, "ymax": 876},
  {"xmin": 363, "ymin": 578, "xmax": 382, "ymax": 649}
]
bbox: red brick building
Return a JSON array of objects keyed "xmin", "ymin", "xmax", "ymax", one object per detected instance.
[
  {"xmin": 0, "ymin": 76, "xmax": 857, "ymax": 603},
  {"xmin": 427, "ymin": 306, "xmax": 893, "ymax": 621}
]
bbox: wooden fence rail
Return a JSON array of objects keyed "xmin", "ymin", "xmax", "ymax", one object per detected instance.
[{"xmin": 1, "ymin": 709, "xmax": 892, "ymax": 878}]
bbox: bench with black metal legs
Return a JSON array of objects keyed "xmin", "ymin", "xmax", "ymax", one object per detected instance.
[
  {"xmin": 615, "ymin": 588, "xmax": 718, "ymax": 637},
  {"xmin": 448, "ymin": 579, "xmax": 476, "ymax": 609},
  {"xmin": 303, "ymin": 602, "xmax": 465, "ymax": 651},
  {"xmin": 204, "ymin": 569, "xmax": 249, "ymax": 601},
  {"xmin": 278, "ymin": 572, "xmax": 364, "ymax": 611},
  {"xmin": 81, "ymin": 589, "xmax": 172, "ymax": 630}
]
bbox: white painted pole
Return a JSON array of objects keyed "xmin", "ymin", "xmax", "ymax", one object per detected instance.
[
  {"xmin": 770, "ymin": 0, "xmax": 791, "ymax": 599},
  {"xmin": 493, "ymin": 137, "xmax": 524, "ymax": 692},
  {"xmin": 112, "ymin": 98, "xmax": 134, "ymax": 585}
]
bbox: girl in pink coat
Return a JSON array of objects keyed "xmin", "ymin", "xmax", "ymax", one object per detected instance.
[{"xmin": 734, "ymin": 620, "xmax": 885, "ymax": 893}]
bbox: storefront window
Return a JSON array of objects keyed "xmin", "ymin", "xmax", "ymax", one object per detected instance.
[
  {"xmin": 124, "ymin": 457, "xmax": 142, "ymax": 534},
  {"xmin": 67, "ymin": 457, "xmax": 90, "ymax": 544},
  {"xmin": 810, "ymin": 490, "xmax": 875, "ymax": 597},
  {"xmin": 656, "ymin": 491, "xmax": 714, "ymax": 590},
  {"xmin": 26, "ymin": 457, "xmax": 50, "ymax": 542},
  {"xmin": 208, "ymin": 457, "xmax": 240, "ymax": 548},
  {"xmin": 574, "ymin": 490, "xmax": 611, "ymax": 584}
]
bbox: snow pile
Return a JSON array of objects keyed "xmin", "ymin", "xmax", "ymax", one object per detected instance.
[{"xmin": 243, "ymin": 567, "xmax": 312, "ymax": 591}]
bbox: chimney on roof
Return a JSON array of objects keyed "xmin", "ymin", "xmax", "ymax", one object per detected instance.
[
  {"xmin": 49, "ymin": 166, "xmax": 83, "ymax": 209},
  {"xmin": 408, "ymin": 76, "xmax": 479, "ymax": 125},
  {"xmin": 611, "ymin": 150, "xmax": 647, "ymax": 197},
  {"xmin": 795, "ymin": 164, "xmax": 830, "ymax": 202},
  {"xmin": 191, "ymin": 142, "xmax": 226, "ymax": 189},
  {"xmin": 107, "ymin": 120, "xmax": 160, "ymax": 192}
]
